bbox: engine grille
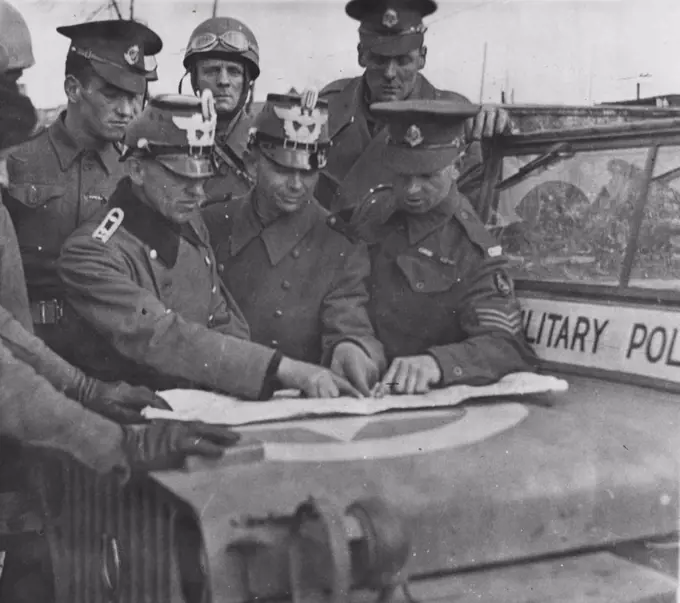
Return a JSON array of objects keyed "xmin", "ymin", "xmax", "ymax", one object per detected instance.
[{"xmin": 40, "ymin": 457, "xmax": 198, "ymax": 603}]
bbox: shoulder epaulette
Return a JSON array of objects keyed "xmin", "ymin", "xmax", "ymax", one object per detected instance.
[
  {"xmin": 453, "ymin": 198, "xmax": 503, "ymax": 259},
  {"xmin": 92, "ymin": 208, "xmax": 124, "ymax": 243}
]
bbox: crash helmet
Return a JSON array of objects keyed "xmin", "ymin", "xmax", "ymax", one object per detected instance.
[
  {"xmin": 0, "ymin": 0, "xmax": 35, "ymax": 72},
  {"xmin": 183, "ymin": 17, "xmax": 260, "ymax": 80}
]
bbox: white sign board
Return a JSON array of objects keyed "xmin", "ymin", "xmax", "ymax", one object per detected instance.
[{"xmin": 519, "ymin": 295, "xmax": 680, "ymax": 383}]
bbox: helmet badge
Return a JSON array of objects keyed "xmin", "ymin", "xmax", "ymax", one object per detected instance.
[
  {"xmin": 382, "ymin": 8, "xmax": 399, "ymax": 29},
  {"xmin": 124, "ymin": 45, "xmax": 140, "ymax": 66},
  {"xmin": 404, "ymin": 124, "xmax": 424, "ymax": 147}
]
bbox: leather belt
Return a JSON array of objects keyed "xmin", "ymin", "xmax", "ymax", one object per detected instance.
[{"xmin": 30, "ymin": 299, "xmax": 64, "ymax": 325}]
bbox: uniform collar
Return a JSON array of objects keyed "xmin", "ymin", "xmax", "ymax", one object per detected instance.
[
  {"xmin": 109, "ymin": 177, "xmax": 204, "ymax": 268},
  {"xmin": 48, "ymin": 111, "xmax": 121, "ymax": 175},
  {"xmin": 230, "ymin": 192, "xmax": 322, "ymax": 266},
  {"xmin": 404, "ymin": 189, "xmax": 460, "ymax": 245}
]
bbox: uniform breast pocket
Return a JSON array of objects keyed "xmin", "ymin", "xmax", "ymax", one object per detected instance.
[
  {"xmin": 396, "ymin": 255, "xmax": 459, "ymax": 294},
  {"xmin": 8, "ymin": 183, "xmax": 66, "ymax": 211}
]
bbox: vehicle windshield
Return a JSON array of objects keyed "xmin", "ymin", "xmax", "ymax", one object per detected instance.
[{"xmin": 486, "ymin": 143, "xmax": 680, "ymax": 290}]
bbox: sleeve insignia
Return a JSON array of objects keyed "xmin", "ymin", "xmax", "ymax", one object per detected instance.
[{"xmin": 92, "ymin": 208, "xmax": 124, "ymax": 243}]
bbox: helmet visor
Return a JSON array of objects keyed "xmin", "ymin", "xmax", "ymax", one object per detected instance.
[{"xmin": 188, "ymin": 30, "xmax": 253, "ymax": 54}]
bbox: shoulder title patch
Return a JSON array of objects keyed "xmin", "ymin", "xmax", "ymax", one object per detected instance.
[{"xmin": 92, "ymin": 208, "xmax": 124, "ymax": 243}]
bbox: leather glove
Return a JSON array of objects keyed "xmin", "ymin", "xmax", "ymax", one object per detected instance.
[
  {"xmin": 77, "ymin": 376, "xmax": 171, "ymax": 424},
  {"xmin": 373, "ymin": 355, "xmax": 443, "ymax": 396},
  {"xmin": 122, "ymin": 420, "xmax": 241, "ymax": 474},
  {"xmin": 330, "ymin": 342, "xmax": 379, "ymax": 396}
]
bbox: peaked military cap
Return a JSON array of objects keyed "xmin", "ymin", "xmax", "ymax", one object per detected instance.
[
  {"xmin": 347, "ymin": 0, "xmax": 437, "ymax": 56},
  {"xmin": 371, "ymin": 99, "xmax": 480, "ymax": 174},
  {"xmin": 249, "ymin": 88, "xmax": 330, "ymax": 171},
  {"xmin": 121, "ymin": 91, "xmax": 217, "ymax": 178},
  {"xmin": 57, "ymin": 20, "xmax": 162, "ymax": 95}
]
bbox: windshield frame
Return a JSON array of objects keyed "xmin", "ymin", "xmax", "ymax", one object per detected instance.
[{"xmin": 481, "ymin": 121, "xmax": 680, "ymax": 304}]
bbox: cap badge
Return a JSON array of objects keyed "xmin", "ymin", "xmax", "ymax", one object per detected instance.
[
  {"xmin": 382, "ymin": 8, "xmax": 399, "ymax": 29},
  {"xmin": 404, "ymin": 124, "xmax": 424, "ymax": 147},
  {"xmin": 173, "ymin": 91, "xmax": 217, "ymax": 148},
  {"xmin": 274, "ymin": 104, "xmax": 328, "ymax": 145},
  {"xmin": 124, "ymin": 45, "xmax": 140, "ymax": 66}
]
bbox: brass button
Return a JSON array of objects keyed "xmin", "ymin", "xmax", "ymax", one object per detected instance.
[
  {"xmin": 453, "ymin": 366, "xmax": 463, "ymax": 377},
  {"xmin": 281, "ymin": 280, "xmax": 291, "ymax": 290},
  {"xmin": 149, "ymin": 249, "xmax": 158, "ymax": 260},
  {"xmin": 271, "ymin": 339, "xmax": 279, "ymax": 347},
  {"xmin": 211, "ymin": 285, "xmax": 217, "ymax": 294},
  {"xmin": 415, "ymin": 281, "xmax": 424, "ymax": 290},
  {"xmin": 274, "ymin": 309, "xmax": 283, "ymax": 318},
  {"xmin": 205, "ymin": 256, "xmax": 212, "ymax": 266},
  {"xmin": 218, "ymin": 263, "xmax": 225, "ymax": 273},
  {"xmin": 291, "ymin": 249, "xmax": 300, "ymax": 259},
  {"xmin": 208, "ymin": 314, "xmax": 214, "ymax": 323}
]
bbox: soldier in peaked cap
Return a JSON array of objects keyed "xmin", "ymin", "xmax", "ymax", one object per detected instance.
[
  {"xmin": 333, "ymin": 100, "xmax": 536, "ymax": 395},
  {"xmin": 58, "ymin": 92, "xmax": 363, "ymax": 400},
  {"xmin": 203, "ymin": 89, "xmax": 385, "ymax": 395},
  {"xmin": 316, "ymin": 0, "xmax": 511, "ymax": 215},
  {"xmin": 4, "ymin": 19, "xmax": 162, "ymax": 363},
  {"xmin": 181, "ymin": 17, "xmax": 262, "ymax": 204}
]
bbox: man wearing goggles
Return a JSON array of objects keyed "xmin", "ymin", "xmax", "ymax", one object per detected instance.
[
  {"xmin": 316, "ymin": 0, "xmax": 512, "ymax": 215},
  {"xmin": 181, "ymin": 17, "xmax": 261, "ymax": 202},
  {"xmin": 57, "ymin": 92, "xmax": 363, "ymax": 400}
]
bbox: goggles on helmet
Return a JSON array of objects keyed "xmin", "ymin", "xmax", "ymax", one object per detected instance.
[{"xmin": 188, "ymin": 30, "xmax": 255, "ymax": 55}]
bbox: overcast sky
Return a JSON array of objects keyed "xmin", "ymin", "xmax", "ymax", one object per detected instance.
[{"xmin": 18, "ymin": 0, "xmax": 680, "ymax": 107}]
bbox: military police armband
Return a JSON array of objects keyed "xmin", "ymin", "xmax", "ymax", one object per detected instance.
[{"xmin": 92, "ymin": 208, "xmax": 124, "ymax": 243}]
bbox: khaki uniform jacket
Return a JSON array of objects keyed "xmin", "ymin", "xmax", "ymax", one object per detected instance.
[
  {"xmin": 203, "ymin": 193, "xmax": 385, "ymax": 367},
  {"xmin": 0, "ymin": 202, "xmax": 125, "ymax": 476},
  {"xmin": 58, "ymin": 178, "xmax": 277, "ymax": 400},
  {"xmin": 367, "ymin": 190, "xmax": 538, "ymax": 386},
  {"xmin": 0, "ymin": 308, "xmax": 127, "ymax": 476},
  {"xmin": 316, "ymin": 74, "xmax": 479, "ymax": 213},
  {"xmin": 5, "ymin": 112, "xmax": 125, "ymax": 302},
  {"xmin": 0, "ymin": 199, "xmax": 31, "ymax": 330}
]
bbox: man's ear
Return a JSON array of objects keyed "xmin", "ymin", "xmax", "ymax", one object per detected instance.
[
  {"xmin": 418, "ymin": 46, "xmax": 427, "ymax": 71},
  {"xmin": 64, "ymin": 75, "xmax": 83, "ymax": 104},
  {"xmin": 127, "ymin": 156, "xmax": 145, "ymax": 185},
  {"xmin": 357, "ymin": 43, "xmax": 367, "ymax": 68}
]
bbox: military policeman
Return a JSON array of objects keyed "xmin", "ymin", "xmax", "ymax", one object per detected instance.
[
  {"xmin": 4, "ymin": 19, "xmax": 162, "ymax": 362},
  {"xmin": 204, "ymin": 89, "xmax": 385, "ymax": 395},
  {"xmin": 348, "ymin": 100, "xmax": 537, "ymax": 395},
  {"xmin": 181, "ymin": 16, "xmax": 260, "ymax": 202},
  {"xmin": 58, "ymin": 92, "xmax": 361, "ymax": 399},
  {"xmin": 316, "ymin": 0, "xmax": 510, "ymax": 214}
]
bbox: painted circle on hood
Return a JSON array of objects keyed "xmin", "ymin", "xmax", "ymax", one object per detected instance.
[{"xmin": 239, "ymin": 403, "xmax": 529, "ymax": 463}]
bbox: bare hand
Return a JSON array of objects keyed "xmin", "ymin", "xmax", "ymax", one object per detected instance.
[
  {"xmin": 376, "ymin": 355, "xmax": 442, "ymax": 396},
  {"xmin": 465, "ymin": 106, "xmax": 513, "ymax": 141},
  {"xmin": 330, "ymin": 342, "xmax": 380, "ymax": 396},
  {"xmin": 277, "ymin": 357, "xmax": 362, "ymax": 398}
]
